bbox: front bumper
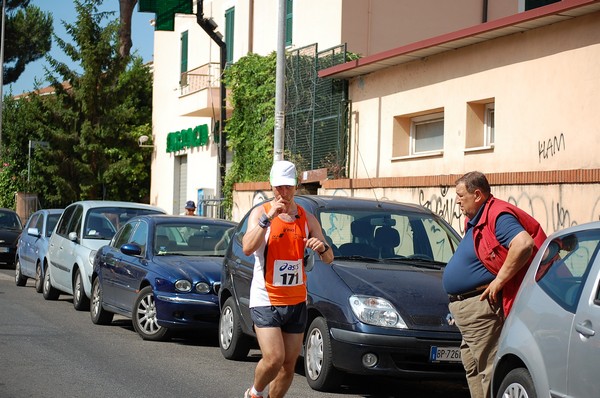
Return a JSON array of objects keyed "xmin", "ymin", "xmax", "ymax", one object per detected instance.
[
  {"xmin": 155, "ymin": 293, "xmax": 220, "ymax": 329},
  {"xmin": 329, "ymin": 327, "xmax": 465, "ymax": 378},
  {"xmin": 0, "ymin": 249, "xmax": 16, "ymax": 266}
]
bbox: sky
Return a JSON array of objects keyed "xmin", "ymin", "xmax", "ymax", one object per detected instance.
[{"xmin": 7, "ymin": 0, "xmax": 156, "ymax": 95}]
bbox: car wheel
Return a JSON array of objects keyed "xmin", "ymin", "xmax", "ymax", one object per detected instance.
[
  {"xmin": 42, "ymin": 266, "xmax": 60, "ymax": 300},
  {"xmin": 15, "ymin": 258, "xmax": 27, "ymax": 287},
  {"xmin": 73, "ymin": 269, "xmax": 90, "ymax": 311},
  {"xmin": 90, "ymin": 277, "xmax": 114, "ymax": 325},
  {"xmin": 497, "ymin": 368, "xmax": 537, "ymax": 398},
  {"xmin": 34, "ymin": 262, "xmax": 44, "ymax": 293},
  {"xmin": 219, "ymin": 297, "xmax": 251, "ymax": 360},
  {"xmin": 132, "ymin": 286, "xmax": 170, "ymax": 341},
  {"xmin": 304, "ymin": 317, "xmax": 343, "ymax": 392}
]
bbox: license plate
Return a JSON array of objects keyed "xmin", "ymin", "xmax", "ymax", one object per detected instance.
[
  {"xmin": 430, "ymin": 346, "xmax": 461, "ymax": 363},
  {"xmin": 0, "ymin": 247, "xmax": 9, "ymax": 253}
]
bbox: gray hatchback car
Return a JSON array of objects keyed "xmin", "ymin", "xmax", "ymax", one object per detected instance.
[{"xmin": 492, "ymin": 221, "xmax": 600, "ymax": 398}]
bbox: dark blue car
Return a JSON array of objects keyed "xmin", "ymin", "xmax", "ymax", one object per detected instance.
[
  {"xmin": 218, "ymin": 195, "xmax": 465, "ymax": 391},
  {"xmin": 91, "ymin": 215, "xmax": 237, "ymax": 341}
]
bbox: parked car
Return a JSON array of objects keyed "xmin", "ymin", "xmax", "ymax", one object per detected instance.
[
  {"xmin": 91, "ymin": 215, "xmax": 238, "ymax": 340},
  {"xmin": 0, "ymin": 208, "xmax": 23, "ymax": 268},
  {"xmin": 218, "ymin": 195, "xmax": 464, "ymax": 391},
  {"xmin": 15, "ymin": 209, "xmax": 63, "ymax": 291},
  {"xmin": 45, "ymin": 201, "xmax": 166, "ymax": 310},
  {"xmin": 491, "ymin": 221, "xmax": 600, "ymax": 398}
]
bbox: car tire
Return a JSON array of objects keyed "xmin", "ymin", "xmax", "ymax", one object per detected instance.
[
  {"xmin": 42, "ymin": 266, "xmax": 60, "ymax": 300},
  {"xmin": 90, "ymin": 277, "xmax": 114, "ymax": 325},
  {"xmin": 73, "ymin": 269, "xmax": 90, "ymax": 311},
  {"xmin": 497, "ymin": 367, "xmax": 537, "ymax": 398},
  {"xmin": 304, "ymin": 316, "xmax": 343, "ymax": 392},
  {"xmin": 34, "ymin": 262, "xmax": 44, "ymax": 293},
  {"xmin": 219, "ymin": 297, "xmax": 251, "ymax": 360},
  {"xmin": 132, "ymin": 286, "xmax": 170, "ymax": 341},
  {"xmin": 15, "ymin": 258, "xmax": 27, "ymax": 287}
]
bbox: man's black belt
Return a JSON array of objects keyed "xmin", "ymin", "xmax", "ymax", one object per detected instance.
[{"xmin": 448, "ymin": 285, "xmax": 489, "ymax": 303}]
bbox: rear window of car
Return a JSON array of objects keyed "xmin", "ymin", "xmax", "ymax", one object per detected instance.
[
  {"xmin": 0, "ymin": 210, "xmax": 22, "ymax": 229},
  {"xmin": 536, "ymin": 228, "xmax": 600, "ymax": 312}
]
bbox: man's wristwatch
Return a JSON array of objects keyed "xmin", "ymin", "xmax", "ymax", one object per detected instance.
[{"xmin": 319, "ymin": 244, "xmax": 330, "ymax": 255}]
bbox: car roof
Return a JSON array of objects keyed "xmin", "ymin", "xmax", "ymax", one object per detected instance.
[
  {"xmin": 65, "ymin": 200, "xmax": 165, "ymax": 212},
  {"xmin": 130, "ymin": 214, "xmax": 237, "ymax": 226},
  {"xmin": 294, "ymin": 195, "xmax": 434, "ymax": 214}
]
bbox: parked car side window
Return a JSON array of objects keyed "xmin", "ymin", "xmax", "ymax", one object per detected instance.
[
  {"xmin": 130, "ymin": 221, "xmax": 148, "ymax": 256},
  {"xmin": 113, "ymin": 222, "xmax": 136, "ymax": 248},
  {"xmin": 536, "ymin": 229, "xmax": 600, "ymax": 313},
  {"xmin": 68, "ymin": 206, "xmax": 84, "ymax": 239},
  {"xmin": 46, "ymin": 214, "xmax": 61, "ymax": 237},
  {"xmin": 55, "ymin": 206, "xmax": 77, "ymax": 237},
  {"xmin": 26, "ymin": 214, "xmax": 39, "ymax": 230},
  {"xmin": 33, "ymin": 214, "xmax": 44, "ymax": 231}
]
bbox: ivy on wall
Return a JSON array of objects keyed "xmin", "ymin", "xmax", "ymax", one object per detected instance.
[{"xmin": 222, "ymin": 52, "xmax": 277, "ymax": 216}]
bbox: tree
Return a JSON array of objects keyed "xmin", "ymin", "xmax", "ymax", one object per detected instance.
[
  {"xmin": 0, "ymin": 0, "xmax": 152, "ymax": 207},
  {"xmin": 2, "ymin": 0, "xmax": 52, "ymax": 84},
  {"xmin": 117, "ymin": 0, "xmax": 137, "ymax": 58}
]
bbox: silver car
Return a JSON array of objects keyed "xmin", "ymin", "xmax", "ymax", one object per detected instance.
[
  {"xmin": 15, "ymin": 209, "xmax": 63, "ymax": 292},
  {"xmin": 45, "ymin": 201, "xmax": 165, "ymax": 310},
  {"xmin": 492, "ymin": 221, "xmax": 600, "ymax": 398}
]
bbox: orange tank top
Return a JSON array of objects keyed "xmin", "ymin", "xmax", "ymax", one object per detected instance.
[{"xmin": 261, "ymin": 202, "xmax": 309, "ymax": 306}]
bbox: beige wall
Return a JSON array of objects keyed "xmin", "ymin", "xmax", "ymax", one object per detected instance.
[{"xmin": 347, "ymin": 12, "xmax": 600, "ymax": 180}]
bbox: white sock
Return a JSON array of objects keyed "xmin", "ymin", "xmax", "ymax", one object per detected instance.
[{"xmin": 251, "ymin": 386, "xmax": 264, "ymax": 397}]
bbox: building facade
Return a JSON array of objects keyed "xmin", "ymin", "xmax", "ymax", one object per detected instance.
[{"xmin": 148, "ymin": 0, "xmax": 599, "ymax": 235}]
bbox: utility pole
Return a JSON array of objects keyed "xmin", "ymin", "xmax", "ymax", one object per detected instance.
[
  {"xmin": 0, "ymin": 0, "xmax": 7, "ymax": 154},
  {"xmin": 273, "ymin": 0, "xmax": 286, "ymax": 162}
]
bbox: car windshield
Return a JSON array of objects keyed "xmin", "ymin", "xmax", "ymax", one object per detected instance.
[
  {"xmin": 317, "ymin": 208, "xmax": 460, "ymax": 264},
  {"xmin": 84, "ymin": 207, "xmax": 163, "ymax": 240},
  {"xmin": 0, "ymin": 210, "xmax": 22, "ymax": 230},
  {"xmin": 154, "ymin": 223, "xmax": 235, "ymax": 256}
]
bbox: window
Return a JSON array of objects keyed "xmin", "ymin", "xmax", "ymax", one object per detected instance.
[
  {"xmin": 524, "ymin": 0, "xmax": 560, "ymax": 11},
  {"xmin": 484, "ymin": 103, "xmax": 495, "ymax": 146},
  {"xmin": 411, "ymin": 112, "xmax": 444, "ymax": 154},
  {"xmin": 285, "ymin": 0, "xmax": 293, "ymax": 46},
  {"xmin": 180, "ymin": 31, "xmax": 188, "ymax": 86},
  {"xmin": 536, "ymin": 229, "xmax": 600, "ymax": 313},
  {"xmin": 466, "ymin": 99, "xmax": 495, "ymax": 152},
  {"xmin": 225, "ymin": 7, "xmax": 235, "ymax": 65}
]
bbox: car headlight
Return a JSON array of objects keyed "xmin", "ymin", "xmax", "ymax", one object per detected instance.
[
  {"xmin": 349, "ymin": 295, "xmax": 407, "ymax": 329},
  {"xmin": 174, "ymin": 279, "xmax": 192, "ymax": 292},
  {"xmin": 195, "ymin": 282, "xmax": 210, "ymax": 294},
  {"xmin": 89, "ymin": 250, "xmax": 97, "ymax": 265}
]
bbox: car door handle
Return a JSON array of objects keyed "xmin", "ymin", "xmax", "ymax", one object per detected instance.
[{"xmin": 575, "ymin": 320, "xmax": 595, "ymax": 338}]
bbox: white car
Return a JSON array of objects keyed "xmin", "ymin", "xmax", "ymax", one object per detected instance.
[
  {"xmin": 44, "ymin": 201, "xmax": 165, "ymax": 310},
  {"xmin": 491, "ymin": 221, "xmax": 600, "ymax": 398}
]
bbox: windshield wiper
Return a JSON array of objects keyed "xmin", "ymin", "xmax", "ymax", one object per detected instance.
[
  {"xmin": 383, "ymin": 257, "xmax": 446, "ymax": 269},
  {"xmin": 334, "ymin": 255, "xmax": 380, "ymax": 262}
]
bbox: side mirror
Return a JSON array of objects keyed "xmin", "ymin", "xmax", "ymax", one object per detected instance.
[
  {"xmin": 68, "ymin": 231, "xmax": 78, "ymax": 242},
  {"xmin": 121, "ymin": 243, "xmax": 142, "ymax": 256},
  {"xmin": 304, "ymin": 249, "xmax": 315, "ymax": 272},
  {"xmin": 27, "ymin": 227, "xmax": 41, "ymax": 238}
]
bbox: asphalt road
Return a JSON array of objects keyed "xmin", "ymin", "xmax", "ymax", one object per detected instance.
[{"xmin": 0, "ymin": 269, "xmax": 469, "ymax": 398}]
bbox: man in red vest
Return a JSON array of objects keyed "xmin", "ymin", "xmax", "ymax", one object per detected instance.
[{"xmin": 443, "ymin": 171, "xmax": 546, "ymax": 398}]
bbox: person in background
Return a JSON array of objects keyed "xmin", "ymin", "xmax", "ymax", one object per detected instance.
[
  {"xmin": 442, "ymin": 171, "xmax": 546, "ymax": 398},
  {"xmin": 184, "ymin": 201, "xmax": 196, "ymax": 216},
  {"xmin": 242, "ymin": 160, "xmax": 334, "ymax": 398}
]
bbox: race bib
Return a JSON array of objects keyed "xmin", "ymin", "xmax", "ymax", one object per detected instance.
[{"xmin": 273, "ymin": 259, "xmax": 303, "ymax": 286}]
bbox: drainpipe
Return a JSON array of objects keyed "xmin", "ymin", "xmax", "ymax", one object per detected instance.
[
  {"xmin": 482, "ymin": 0, "xmax": 489, "ymax": 23},
  {"xmin": 197, "ymin": 0, "xmax": 227, "ymax": 200}
]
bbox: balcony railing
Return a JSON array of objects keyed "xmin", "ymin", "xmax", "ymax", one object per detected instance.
[{"xmin": 180, "ymin": 62, "xmax": 221, "ymax": 96}]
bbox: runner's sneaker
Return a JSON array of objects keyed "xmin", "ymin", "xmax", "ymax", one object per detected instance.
[{"xmin": 244, "ymin": 389, "xmax": 260, "ymax": 398}]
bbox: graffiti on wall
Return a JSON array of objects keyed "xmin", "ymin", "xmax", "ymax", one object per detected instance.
[
  {"xmin": 538, "ymin": 133, "xmax": 565, "ymax": 163},
  {"xmin": 235, "ymin": 186, "xmax": 600, "ymax": 237}
]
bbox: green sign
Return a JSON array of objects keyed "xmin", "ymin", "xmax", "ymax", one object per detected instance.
[
  {"xmin": 138, "ymin": 0, "xmax": 193, "ymax": 31},
  {"xmin": 167, "ymin": 124, "xmax": 210, "ymax": 152}
]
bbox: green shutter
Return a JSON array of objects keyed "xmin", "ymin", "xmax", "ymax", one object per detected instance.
[
  {"xmin": 138, "ymin": 0, "xmax": 193, "ymax": 31},
  {"xmin": 181, "ymin": 31, "xmax": 188, "ymax": 74},
  {"xmin": 225, "ymin": 7, "xmax": 235, "ymax": 65}
]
